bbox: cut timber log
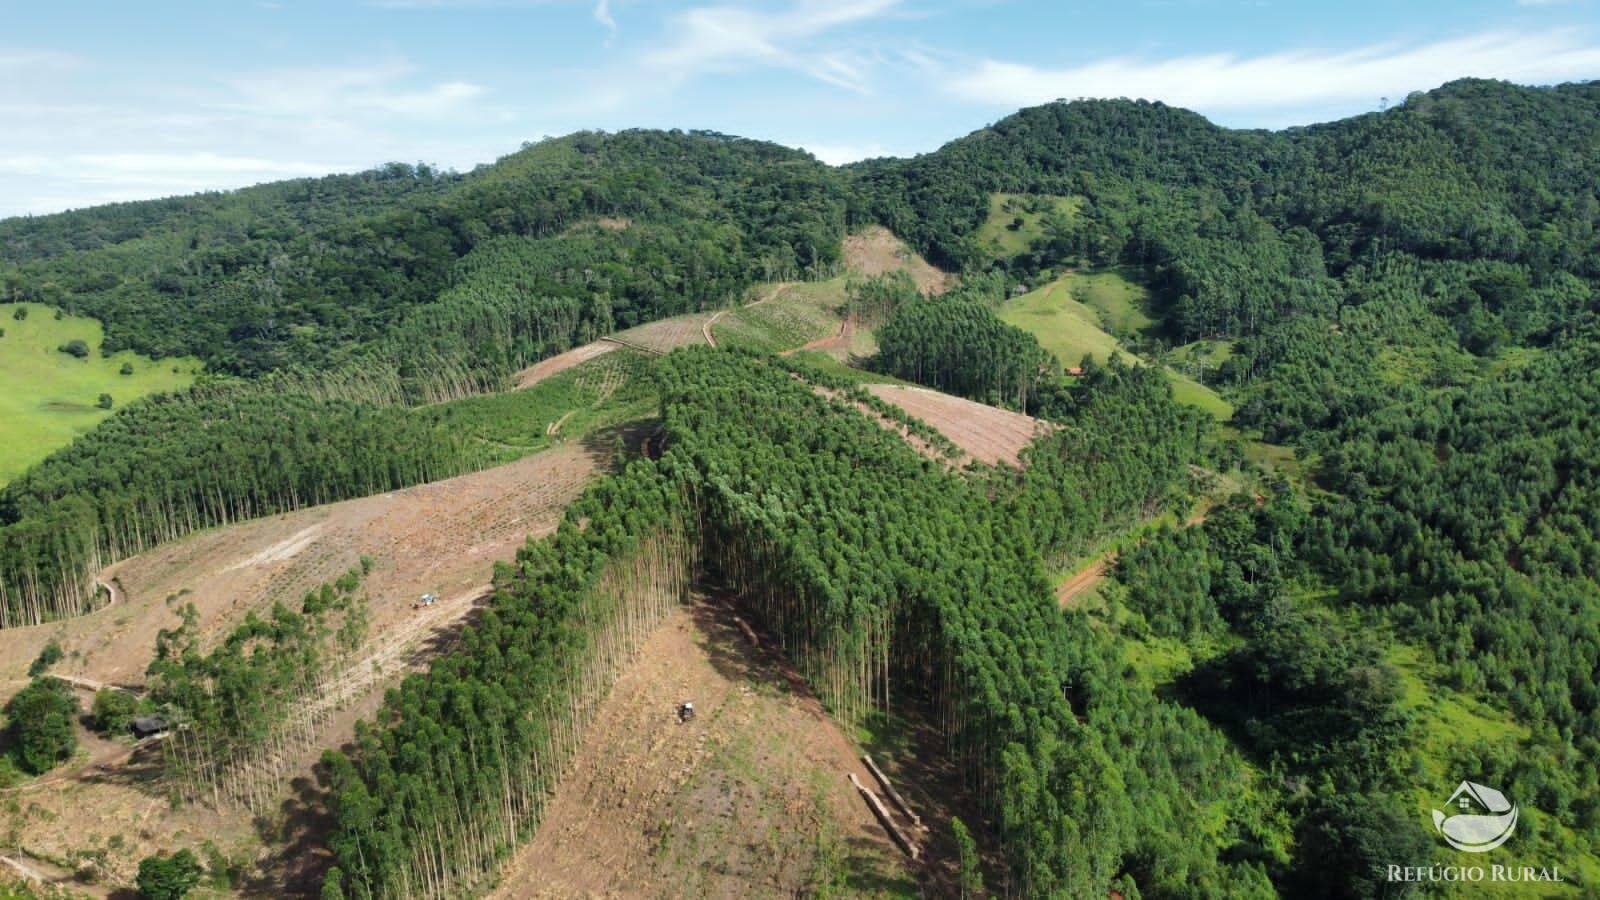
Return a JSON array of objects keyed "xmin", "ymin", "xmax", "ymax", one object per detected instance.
[
  {"xmin": 862, "ymin": 754, "xmax": 922, "ymax": 830},
  {"xmin": 849, "ymin": 772, "xmax": 920, "ymax": 860},
  {"xmin": 733, "ymin": 616, "xmax": 760, "ymax": 647}
]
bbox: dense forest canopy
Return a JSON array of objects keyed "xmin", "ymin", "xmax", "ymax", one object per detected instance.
[{"xmin": 2, "ymin": 77, "xmax": 1599, "ymax": 898}]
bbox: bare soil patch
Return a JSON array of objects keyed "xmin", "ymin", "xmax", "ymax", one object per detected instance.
[
  {"xmin": 514, "ymin": 341, "xmax": 620, "ymax": 389},
  {"xmin": 866, "ymin": 384, "xmax": 1052, "ymax": 468},
  {"xmin": 490, "ymin": 597, "xmax": 919, "ymax": 899},
  {"xmin": 0, "ymin": 438, "xmax": 622, "ymax": 895},
  {"xmin": 0, "ymin": 442, "xmax": 605, "ymax": 695},
  {"xmin": 843, "ymin": 226, "xmax": 952, "ymax": 296},
  {"xmin": 607, "ymin": 314, "xmax": 718, "ymax": 355}
]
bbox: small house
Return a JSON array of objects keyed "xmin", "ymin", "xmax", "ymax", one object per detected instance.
[{"xmin": 130, "ymin": 715, "xmax": 170, "ymax": 739}]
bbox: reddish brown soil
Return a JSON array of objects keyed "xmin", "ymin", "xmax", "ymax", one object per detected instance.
[
  {"xmin": 1057, "ymin": 556, "xmax": 1114, "ymax": 609},
  {"xmin": 489, "ymin": 598, "xmax": 918, "ymax": 899},
  {"xmin": 785, "ymin": 314, "xmax": 857, "ymax": 361},
  {"xmin": 842, "ymin": 226, "xmax": 952, "ymax": 296},
  {"xmin": 866, "ymin": 384, "xmax": 1052, "ymax": 468},
  {"xmin": 514, "ymin": 342, "xmax": 620, "ymax": 389}
]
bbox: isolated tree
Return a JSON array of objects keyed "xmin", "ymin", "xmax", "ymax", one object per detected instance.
[
  {"xmin": 26, "ymin": 641, "xmax": 62, "ymax": 677},
  {"xmin": 136, "ymin": 849, "xmax": 202, "ymax": 900},
  {"xmin": 4, "ymin": 677, "xmax": 77, "ymax": 775},
  {"xmin": 92, "ymin": 689, "xmax": 139, "ymax": 735},
  {"xmin": 59, "ymin": 338, "xmax": 89, "ymax": 358}
]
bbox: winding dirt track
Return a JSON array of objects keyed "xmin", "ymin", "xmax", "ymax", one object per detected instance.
[
  {"xmin": 1057, "ymin": 556, "xmax": 1114, "ymax": 608},
  {"xmin": 514, "ymin": 342, "xmax": 619, "ymax": 389},
  {"xmin": 0, "ymin": 440, "xmax": 618, "ymax": 892}
]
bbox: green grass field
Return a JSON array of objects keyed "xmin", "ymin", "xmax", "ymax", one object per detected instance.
[
  {"xmin": 1000, "ymin": 273, "xmax": 1234, "ymax": 420},
  {"xmin": 976, "ymin": 192, "xmax": 1082, "ymax": 258},
  {"xmin": 1001, "ymin": 276, "xmax": 1128, "ymax": 368},
  {"xmin": 1060, "ymin": 269, "xmax": 1155, "ymax": 337},
  {"xmin": 0, "ymin": 303, "xmax": 202, "ymax": 484},
  {"xmin": 1388, "ymin": 643, "xmax": 1598, "ymax": 896}
]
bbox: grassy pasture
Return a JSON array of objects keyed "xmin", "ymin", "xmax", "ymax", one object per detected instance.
[
  {"xmin": 0, "ymin": 303, "xmax": 201, "ymax": 484},
  {"xmin": 1001, "ymin": 276, "xmax": 1127, "ymax": 368},
  {"xmin": 1000, "ymin": 274, "xmax": 1234, "ymax": 420},
  {"xmin": 976, "ymin": 192, "xmax": 1082, "ymax": 258}
]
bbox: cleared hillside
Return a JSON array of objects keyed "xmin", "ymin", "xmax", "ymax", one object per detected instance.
[{"xmin": 491, "ymin": 600, "xmax": 917, "ymax": 899}]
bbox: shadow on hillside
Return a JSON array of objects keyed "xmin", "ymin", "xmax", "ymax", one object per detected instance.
[
  {"xmin": 579, "ymin": 416, "xmax": 661, "ymax": 474},
  {"xmin": 686, "ymin": 589, "xmax": 810, "ymax": 703},
  {"xmin": 241, "ymin": 759, "xmax": 336, "ymax": 898},
  {"xmin": 408, "ymin": 588, "xmax": 494, "ymax": 664},
  {"xmin": 70, "ymin": 738, "xmax": 166, "ymax": 795},
  {"xmin": 690, "ymin": 584, "xmax": 984, "ymax": 899}
]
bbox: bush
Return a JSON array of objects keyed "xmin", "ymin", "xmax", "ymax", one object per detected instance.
[
  {"xmin": 92, "ymin": 689, "xmax": 139, "ymax": 735},
  {"xmin": 97, "ymin": 393, "xmax": 113, "ymax": 410},
  {"xmin": 27, "ymin": 641, "xmax": 63, "ymax": 677},
  {"xmin": 136, "ymin": 849, "xmax": 202, "ymax": 900},
  {"xmin": 3, "ymin": 677, "xmax": 77, "ymax": 775},
  {"xmin": 59, "ymin": 338, "xmax": 89, "ymax": 358},
  {"xmin": 12, "ymin": 306, "xmax": 27, "ymax": 320},
  {"xmin": 120, "ymin": 362, "xmax": 134, "ymax": 375}
]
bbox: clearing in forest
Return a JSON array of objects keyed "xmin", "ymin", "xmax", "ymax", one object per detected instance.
[
  {"xmin": 0, "ymin": 436, "xmax": 620, "ymax": 891},
  {"xmin": 607, "ymin": 313, "xmax": 720, "ymax": 354},
  {"xmin": 842, "ymin": 226, "xmax": 952, "ymax": 296},
  {"xmin": 713, "ymin": 280, "xmax": 846, "ymax": 355},
  {"xmin": 514, "ymin": 341, "xmax": 619, "ymax": 389},
  {"xmin": 0, "ymin": 302, "xmax": 202, "ymax": 484},
  {"xmin": 975, "ymin": 193, "xmax": 1083, "ymax": 260},
  {"xmin": 1000, "ymin": 273, "xmax": 1235, "ymax": 421},
  {"xmin": 866, "ymin": 383, "xmax": 1050, "ymax": 468},
  {"xmin": 491, "ymin": 598, "xmax": 919, "ymax": 900}
]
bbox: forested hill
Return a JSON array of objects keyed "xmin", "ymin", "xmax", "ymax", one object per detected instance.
[
  {"xmin": 5, "ymin": 78, "xmax": 1597, "ymax": 376},
  {"xmin": 852, "ymin": 77, "xmax": 1600, "ymax": 278},
  {"xmin": 1, "ymin": 130, "xmax": 849, "ymax": 374}
]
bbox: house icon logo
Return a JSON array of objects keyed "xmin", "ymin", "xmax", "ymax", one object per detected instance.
[{"xmin": 1433, "ymin": 781, "xmax": 1519, "ymax": 852}]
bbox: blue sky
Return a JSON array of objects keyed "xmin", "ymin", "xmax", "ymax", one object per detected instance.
[{"xmin": 2, "ymin": 0, "xmax": 1597, "ymax": 217}]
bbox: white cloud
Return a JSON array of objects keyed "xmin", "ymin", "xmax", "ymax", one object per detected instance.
[
  {"xmin": 225, "ymin": 60, "xmax": 484, "ymax": 119},
  {"xmin": 0, "ymin": 152, "xmax": 342, "ymax": 214},
  {"xmin": 796, "ymin": 140, "xmax": 897, "ymax": 164},
  {"xmin": 645, "ymin": 0, "xmax": 901, "ymax": 92},
  {"xmin": 595, "ymin": 0, "xmax": 617, "ymax": 44},
  {"xmin": 0, "ymin": 49, "xmax": 79, "ymax": 72},
  {"xmin": 946, "ymin": 30, "xmax": 1600, "ymax": 120}
]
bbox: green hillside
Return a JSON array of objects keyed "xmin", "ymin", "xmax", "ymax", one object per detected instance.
[
  {"xmin": 1000, "ymin": 272, "xmax": 1234, "ymax": 419},
  {"xmin": 0, "ymin": 303, "xmax": 199, "ymax": 483},
  {"xmin": 3, "ymin": 78, "xmax": 1599, "ymax": 899},
  {"xmin": 974, "ymin": 191, "xmax": 1082, "ymax": 258},
  {"xmin": 1000, "ymin": 275, "xmax": 1126, "ymax": 366}
]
